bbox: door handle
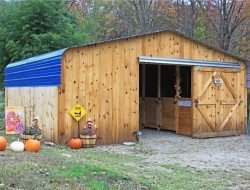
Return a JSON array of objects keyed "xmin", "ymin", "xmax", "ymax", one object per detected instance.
[
  {"xmin": 155, "ymin": 97, "xmax": 161, "ymax": 105},
  {"xmin": 194, "ymin": 99, "xmax": 199, "ymax": 107}
]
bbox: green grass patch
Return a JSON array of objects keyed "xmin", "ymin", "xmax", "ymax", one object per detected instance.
[
  {"xmin": 159, "ymin": 164, "xmax": 226, "ymax": 190},
  {"xmin": 52, "ymin": 163, "xmax": 132, "ymax": 190}
]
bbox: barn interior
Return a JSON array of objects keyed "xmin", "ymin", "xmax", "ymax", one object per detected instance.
[{"xmin": 139, "ymin": 64, "xmax": 192, "ymax": 136}]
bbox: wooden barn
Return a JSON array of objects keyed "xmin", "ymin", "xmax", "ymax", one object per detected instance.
[{"xmin": 4, "ymin": 30, "xmax": 248, "ymax": 144}]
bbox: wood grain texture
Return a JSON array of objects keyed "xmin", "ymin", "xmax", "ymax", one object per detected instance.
[
  {"xmin": 57, "ymin": 31, "xmax": 247, "ymax": 143},
  {"xmin": 5, "ymin": 87, "xmax": 58, "ymax": 142},
  {"xmin": 6, "ymin": 31, "xmax": 246, "ymax": 145},
  {"xmin": 192, "ymin": 66, "xmax": 246, "ymax": 138},
  {"xmin": 178, "ymin": 107, "xmax": 192, "ymax": 136}
]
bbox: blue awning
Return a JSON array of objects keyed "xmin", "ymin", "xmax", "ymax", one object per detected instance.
[{"xmin": 4, "ymin": 48, "xmax": 67, "ymax": 87}]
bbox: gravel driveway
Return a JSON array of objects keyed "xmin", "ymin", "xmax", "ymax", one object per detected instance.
[{"xmin": 97, "ymin": 128, "xmax": 250, "ymax": 172}]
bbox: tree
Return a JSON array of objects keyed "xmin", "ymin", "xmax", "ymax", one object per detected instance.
[
  {"xmin": 197, "ymin": 0, "xmax": 248, "ymax": 52},
  {"xmin": 108, "ymin": 0, "xmax": 174, "ymax": 38},
  {"xmin": 0, "ymin": 0, "xmax": 86, "ymax": 87},
  {"xmin": 171, "ymin": 0, "xmax": 206, "ymax": 40}
]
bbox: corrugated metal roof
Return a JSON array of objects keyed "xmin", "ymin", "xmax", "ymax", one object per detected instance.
[
  {"xmin": 4, "ymin": 48, "xmax": 67, "ymax": 87},
  {"xmin": 139, "ymin": 56, "xmax": 240, "ymax": 69}
]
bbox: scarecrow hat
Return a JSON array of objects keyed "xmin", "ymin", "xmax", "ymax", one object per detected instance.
[{"xmin": 87, "ymin": 118, "xmax": 92, "ymax": 124}]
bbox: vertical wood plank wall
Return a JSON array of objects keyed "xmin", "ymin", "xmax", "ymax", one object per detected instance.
[
  {"xmin": 161, "ymin": 98, "xmax": 175, "ymax": 131},
  {"xmin": 5, "ymin": 87, "xmax": 58, "ymax": 142},
  {"xmin": 58, "ymin": 31, "xmax": 246, "ymax": 144},
  {"xmin": 177, "ymin": 107, "xmax": 192, "ymax": 136}
]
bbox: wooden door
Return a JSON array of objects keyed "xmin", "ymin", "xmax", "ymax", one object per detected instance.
[
  {"xmin": 192, "ymin": 67, "xmax": 245, "ymax": 138},
  {"xmin": 140, "ymin": 65, "xmax": 160, "ymax": 128}
]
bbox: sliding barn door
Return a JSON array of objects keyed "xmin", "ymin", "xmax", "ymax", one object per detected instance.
[{"xmin": 192, "ymin": 67, "xmax": 246, "ymax": 138}]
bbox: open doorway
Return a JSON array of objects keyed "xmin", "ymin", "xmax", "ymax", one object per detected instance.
[{"xmin": 139, "ymin": 64, "xmax": 192, "ymax": 135}]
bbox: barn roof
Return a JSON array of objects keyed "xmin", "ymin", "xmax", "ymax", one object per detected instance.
[
  {"xmin": 5, "ymin": 48, "xmax": 67, "ymax": 87},
  {"xmin": 4, "ymin": 30, "xmax": 247, "ymax": 87},
  {"xmin": 72, "ymin": 30, "xmax": 248, "ymax": 62}
]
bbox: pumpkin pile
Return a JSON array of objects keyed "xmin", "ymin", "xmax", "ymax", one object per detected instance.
[{"xmin": 0, "ymin": 135, "xmax": 41, "ymax": 153}]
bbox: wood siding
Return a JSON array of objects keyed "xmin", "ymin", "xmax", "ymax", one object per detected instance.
[
  {"xmin": 192, "ymin": 67, "xmax": 246, "ymax": 138},
  {"xmin": 177, "ymin": 107, "xmax": 192, "ymax": 136},
  {"xmin": 5, "ymin": 87, "xmax": 58, "ymax": 142},
  {"xmin": 161, "ymin": 98, "xmax": 176, "ymax": 131},
  {"xmin": 5, "ymin": 31, "xmax": 246, "ymax": 145},
  {"xmin": 58, "ymin": 31, "xmax": 246, "ymax": 144}
]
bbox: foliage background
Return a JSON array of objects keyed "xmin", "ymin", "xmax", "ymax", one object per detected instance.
[{"xmin": 0, "ymin": 0, "xmax": 249, "ymax": 88}]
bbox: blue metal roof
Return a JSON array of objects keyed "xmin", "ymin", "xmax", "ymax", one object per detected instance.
[{"xmin": 4, "ymin": 48, "xmax": 67, "ymax": 87}]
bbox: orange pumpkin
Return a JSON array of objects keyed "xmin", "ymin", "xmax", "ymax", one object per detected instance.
[
  {"xmin": 0, "ymin": 136, "xmax": 7, "ymax": 151},
  {"xmin": 68, "ymin": 138, "xmax": 82, "ymax": 149},
  {"xmin": 6, "ymin": 125, "xmax": 14, "ymax": 132},
  {"xmin": 24, "ymin": 139, "xmax": 41, "ymax": 152}
]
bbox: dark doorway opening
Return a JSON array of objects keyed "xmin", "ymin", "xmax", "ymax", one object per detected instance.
[{"xmin": 139, "ymin": 64, "xmax": 192, "ymax": 135}]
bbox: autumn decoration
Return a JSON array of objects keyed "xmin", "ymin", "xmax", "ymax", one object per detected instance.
[
  {"xmin": 0, "ymin": 136, "xmax": 7, "ymax": 151},
  {"xmin": 10, "ymin": 139, "xmax": 25, "ymax": 152},
  {"xmin": 24, "ymin": 139, "xmax": 41, "ymax": 152},
  {"xmin": 68, "ymin": 137, "xmax": 83, "ymax": 149},
  {"xmin": 80, "ymin": 118, "xmax": 97, "ymax": 148},
  {"xmin": 5, "ymin": 107, "xmax": 25, "ymax": 134},
  {"xmin": 20, "ymin": 117, "xmax": 43, "ymax": 141}
]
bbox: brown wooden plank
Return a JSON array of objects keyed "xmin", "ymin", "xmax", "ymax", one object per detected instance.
[
  {"xmin": 130, "ymin": 39, "xmax": 140, "ymax": 138},
  {"xmin": 217, "ymin": 131, "xmax": 240, "ymax": 136},
  {"xmin": 198, "ymin": 100, "xmax": 216, "ymax": 105},
  {"xmin": 219, "ymin": 102, "xmax": 239, "ymax": 131},
  {"xmin": 193, "ymin": 132, "xmax": 219, "ymax": 138},
  {"xmin": 156, "ymin": 65, "xmax": 162, "ymax": 129},
  {"xmin": 199, "ymin": 68, "xmax": 239, "ymax": 73},
  {"xmin": 178, "ymin": 106, "xmax": 192, "ymax": 136},
  {"xmin": 220, "ymin": 73, "xmax": 237, "ymax": 99},
  {"xmin": 161, "ymin": 98, "xmax": 175, "ymax": 131},
  {"xmin": 197, "ymin": 106, "xmax": 216, "ymax": 132},
  {"xmin": 92, "ymin": 46, "xmax": 100, "ymax": 140},
  {"xmin": 196, "ymin": 71, "xmax": 216, "ymax": 100},
  {"xmin": 175, "ymin": 66, "xmax": 180, "ymax": 133},
  {"xmin": 112, "ymin": 41, "xmax": 119, "ymax": 143},
  {"xmin": 220, "ymin": 100, "xmax": 237, "ymax": 105}
]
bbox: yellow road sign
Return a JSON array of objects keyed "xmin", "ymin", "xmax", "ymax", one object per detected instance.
[{"xmin": 69, "ymin": 103, "xmax": 86, "ymax": 121}]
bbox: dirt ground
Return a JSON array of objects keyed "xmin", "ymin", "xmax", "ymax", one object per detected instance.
[{"xmin": 97, "ymin": 128, "xmax": 250, "ymax": 172}]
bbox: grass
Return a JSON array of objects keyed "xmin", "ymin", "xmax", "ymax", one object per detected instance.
[
  {"xmin": 0, "ymin": 134, "xmax": 248, "ymax": 190},
  {"xmin": 0, "ymin": 92, "xmax": 249, "ymax": 189}
]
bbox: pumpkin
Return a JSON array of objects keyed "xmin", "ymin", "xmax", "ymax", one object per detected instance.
[
  {"xmin": 25, "ymin": 139, "xmax": 41, "ymax": 152},
  {"xmin": 10, "ymin": 139, "xmax": 24, "ymax": 152},
  {"xmin": 6, "ymin": 125, "xmax": 14, "ymax": 132},
  {"xmin": 68, "ymin": 138, "xmax": 82, "ymax": 149},
  {"xmin": 0, "ymin": 136, "xmax": 7, "ymax": 151}
]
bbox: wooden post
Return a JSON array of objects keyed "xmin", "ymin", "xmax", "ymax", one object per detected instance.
[
  {"xmin": 156, "ymin": 65, "xmax": 162, "ymax": 130},
  {"xmin": 175, "ymin": 66, "xmax": 181, "ymax": 132},
  {"xmin": 77, "ymin": 121, "xmax": 80, "ymax": 138},
  {"xmin": 142, "ymin": 64, "xmax": 146, "ymax": 127}
]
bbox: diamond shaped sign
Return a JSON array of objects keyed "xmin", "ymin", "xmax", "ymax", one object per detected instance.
[{"xmin": 69, "ymin": 103, "xmax": 86, "ymax": 121}]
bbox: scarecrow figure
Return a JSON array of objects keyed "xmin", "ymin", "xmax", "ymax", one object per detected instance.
[
  {"xmin": 82, "ymin": 118, "xmax": 97, "ymax": 135},
  {"xmin": 31, "ymin": 116, "xmax": 40, "ymax": 129}
]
